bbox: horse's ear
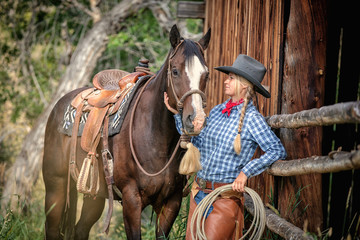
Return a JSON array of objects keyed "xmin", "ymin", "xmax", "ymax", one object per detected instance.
[
  {"xmin": 170, "ymin": 25, "xmax": 181, "ymax": 49},
  {"xmin": 198, "ymin": 28, "xmax": 211, "ymax": 50}
]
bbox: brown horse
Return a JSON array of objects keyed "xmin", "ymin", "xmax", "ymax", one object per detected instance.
[{"xmin": 43, "ymin": 25, "xmax": 211, "ymax": 239}]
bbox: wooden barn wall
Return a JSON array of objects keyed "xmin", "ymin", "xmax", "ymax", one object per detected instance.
[
  {"xmin": 204, "ymin": 0, "xmax": 283, "ymax": 115},
  {"xmin": 203, "ymin": 0, "xmax": 326, "ymax": 232},
  {"xmin": 203, "ymin": 0, "xmax": 284, "ymax": 223}
]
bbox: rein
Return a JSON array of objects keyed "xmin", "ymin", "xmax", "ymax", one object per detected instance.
[{"xmin": 129, "ymin": 75, "xmax": 180, "ymax": 177}]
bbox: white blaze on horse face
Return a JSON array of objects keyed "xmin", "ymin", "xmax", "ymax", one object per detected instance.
[{"xmin": 185, "ymin": 55, "xmax": 207, "ymax": 133}]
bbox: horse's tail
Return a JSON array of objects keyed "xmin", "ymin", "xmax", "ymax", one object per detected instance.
[{"xmin": 60, "ymin": 182, "xmax": 78, "ymax": 240}]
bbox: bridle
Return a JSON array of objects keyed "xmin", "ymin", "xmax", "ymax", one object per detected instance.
[
  {"xmin": 129, "ymin": 40, "xmax": 208, "ymax": 177},
  {"xmin": 167, "ymin": 40, "xmax": 207, "ymax": 112}
]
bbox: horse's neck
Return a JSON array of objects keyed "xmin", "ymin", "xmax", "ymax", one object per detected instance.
[{"xmin": 142, "ymin": 65, "xmax": 177, "ymax": 136}]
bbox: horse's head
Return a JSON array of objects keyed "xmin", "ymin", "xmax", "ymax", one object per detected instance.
[{"xmin": 166, "ymin": 25, "xmax": 211, "ymax": 136}]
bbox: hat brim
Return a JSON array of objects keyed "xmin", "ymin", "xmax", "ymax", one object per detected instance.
[{"xmin": 215, "ymin": 66, "xmax": 271, "ymax": 98}]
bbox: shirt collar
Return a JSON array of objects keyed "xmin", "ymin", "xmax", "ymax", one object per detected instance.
[{"xmin": 222, "ymin": 98, "xmax": 253, "ymax": 110}]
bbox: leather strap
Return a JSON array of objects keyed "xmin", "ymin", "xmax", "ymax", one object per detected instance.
[
  {"xmin": 129, "ymin": 75, "xmax": 181, "ymax": 177},
  {"xmin": 66, "ymin": 101, "xmax": 84, "ymax": 209},
  {"xmin": 69, "ymin": 103, "xmax": 84, "ymax": 180},
  {"xmin": 81, "ymin": 105, "xmax": 109, "ymax": 152},
  {"xmin": 101, "ymin": 113, "xmax": 114, "ymax": 234},
  {"xmin": 194, "ymin": 176, "xmax": 228, "ymax": 193}
]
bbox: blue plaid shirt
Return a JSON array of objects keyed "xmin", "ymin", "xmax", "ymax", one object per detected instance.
[{"xmin": 174, "ymin": 99, "xmax": 286, "ymax": 183}]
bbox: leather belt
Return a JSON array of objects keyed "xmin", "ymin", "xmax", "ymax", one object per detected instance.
[{"xmin": 195, "ymin": 176, "xmax": 228, "ymax": 192}]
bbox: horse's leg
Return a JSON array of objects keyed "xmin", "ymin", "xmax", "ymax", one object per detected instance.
[
  {"xmin": 122, "ymin": 185, "xmax": 143, "ymax": 240},
  {"xmin": 44, "ymin": 177, "xmax": 65, "ymax": 239},
  {"xmin": 44, "ymin": 175, "xmax": 73, "ymax": 239},
  {"xmin": 154, "ymin": 192, "xmax": 183, "ymax": 239},
  {"xmin": 75, "ymin": 196, "xmax": 105, "ymax": 239},
  {"xmin": 63, "ymin": 185, "xmax": 78, "ymax": 240}
]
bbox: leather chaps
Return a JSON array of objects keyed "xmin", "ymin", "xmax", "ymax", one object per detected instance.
[{"xmin": 186, "ymin": 190, "xmax": 244, "ymax": 240}]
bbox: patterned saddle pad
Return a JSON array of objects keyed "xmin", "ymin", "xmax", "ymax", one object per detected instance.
[{"xmin": 59, "ymin": 75, "xmax": 150, "ymax": 137}]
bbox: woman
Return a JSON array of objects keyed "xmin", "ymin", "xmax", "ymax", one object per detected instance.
[{"xmin": 165, "ymin": 54, "xmax": 287, "ymax": 239}]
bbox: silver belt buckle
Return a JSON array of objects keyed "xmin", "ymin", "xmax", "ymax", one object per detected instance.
[{"xmin": 197, "ymin": 178, "xmax": 206, "ymax": 189}]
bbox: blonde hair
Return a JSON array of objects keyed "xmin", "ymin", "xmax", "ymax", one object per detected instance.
[{"xmin": 232, "ymin": 75, "xmax": 255, "ymax": 154}]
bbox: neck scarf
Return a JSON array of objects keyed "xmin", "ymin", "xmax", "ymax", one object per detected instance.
[{"xmin": 222, "ymin": 99, "xmax": 244, "ymax": 117}]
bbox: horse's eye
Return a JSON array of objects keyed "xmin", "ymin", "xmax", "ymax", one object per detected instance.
[{"xmin": 172, "ymin": 69, "xmax": 178, "ymax": 76}]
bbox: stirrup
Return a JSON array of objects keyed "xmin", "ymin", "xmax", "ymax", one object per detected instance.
[{"xmin": 76, "ymin": 154, "xmax": 100, "ymax": 196}]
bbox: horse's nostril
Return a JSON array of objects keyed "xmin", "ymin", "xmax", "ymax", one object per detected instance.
[
  {"xmin": 184, "ymin": 115, "xmax": 195, "ymax": 131},
  {"xmin": 188, "ymin": 114, "xmax": 195, "ymax": 122},
  {"xmin": 186, "ymin": 115, "xmax": 193, "ymax": 125}
]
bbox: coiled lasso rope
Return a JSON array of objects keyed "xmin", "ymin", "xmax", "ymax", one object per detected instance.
[{"xmin": 190, "ymin": 185, "xmax": 266, "ymax": 240}]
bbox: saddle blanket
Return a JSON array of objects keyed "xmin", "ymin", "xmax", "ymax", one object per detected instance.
[{"xmin": 59, "ymin": 75, "xmax": 149, "ymax": 137}]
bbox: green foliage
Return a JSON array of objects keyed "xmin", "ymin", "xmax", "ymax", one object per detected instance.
[
  {"xmin": 0, "ymin": 0, "xmax": 100, "ymax": 124},
  {"xmin": 0, "ymin": 195, "xmax": 45, "ymax": 240},
  {"xmin": 96, "ymin": 196, "xmax": 188, "ymax": 239},
  {"xmin": 284, "ymin": 184, "xmax": 310, "ymax": 218},
  {"xmin": 0, "ymin": 71, "xmax": 16, "ymax": 111},
  {"xmin": 96, "ymin": 8, "xmax": 170, "ymax": 74},
  {"xmin": 185, "ymin": 19, "xmax": 203, "ymax": 34},
  {"xmin": 0, "ymin": 1, "xmax": 172, "ymax": 126}
]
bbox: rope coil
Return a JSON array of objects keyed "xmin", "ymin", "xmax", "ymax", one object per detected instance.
[{"xmin": 190, "ymin": 185, "xmax": 266, "ymax": 240}]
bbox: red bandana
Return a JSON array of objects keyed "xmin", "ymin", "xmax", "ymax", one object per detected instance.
[{"xmin": 222, "ymin": 99, "xmax": 244, "ymax": 116}]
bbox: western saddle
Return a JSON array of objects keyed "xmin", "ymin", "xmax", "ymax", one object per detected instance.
[{"xmin": 67, "ymin": 65, "xmax": 151, "ymax": 233}]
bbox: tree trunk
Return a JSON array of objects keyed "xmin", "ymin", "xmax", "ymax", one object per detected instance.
[
  {"xmin": 1, "ymin": 0, "xmax": 152, "ymax": 209},
  {"xmin": 278, "ymin": 0, "xmax": 327, "ymax": 232}
]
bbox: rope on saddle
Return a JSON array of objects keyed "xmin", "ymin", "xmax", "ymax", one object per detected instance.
[{"xmin": 190, "ymin": 185, "xmax": 266, "ymax": 240}]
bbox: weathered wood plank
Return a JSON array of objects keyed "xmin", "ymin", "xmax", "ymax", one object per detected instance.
[{"xmin": 177, "ymin": 1, "xmax": 205, "ymax": 19}]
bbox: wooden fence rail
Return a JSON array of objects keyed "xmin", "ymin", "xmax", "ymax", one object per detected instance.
[
  {"xmin": 266, "ymin": 101, "xmax": 360, "ymax": 129},
  {"xmin": 245, "ymin": 194, "xmax": 314, "ymax": 240},
  {"xmin": 245, "ymin": 101, "xmax": 359, "ymax": 239},
  {"xmin": 267, "ymin": 149, "xmax": 360, "ymax": 176},
  {"xmin": 264, "ymin": 100, "xmax": 360, "ymax": 177}
]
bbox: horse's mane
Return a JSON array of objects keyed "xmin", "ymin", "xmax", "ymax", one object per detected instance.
[{"xmin": 182, "ymin": 39, "xmax": 206, "ymax": 65}]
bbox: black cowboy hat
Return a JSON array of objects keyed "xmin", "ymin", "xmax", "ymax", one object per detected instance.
[{"xmin": 215, "ymin": 54, "xmax": 270, "ymax": 98}]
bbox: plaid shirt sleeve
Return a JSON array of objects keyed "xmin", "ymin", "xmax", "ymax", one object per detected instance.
[
  {"xmin": 173, "ymin": 114, "xmax": 206, "ymax": 149},
  {"xmin": 174, "ymin": 114, "xmax": 183, "ymax": 134},
  {"xmin": 241, "ymin": 111, "xmax": 287, "ymax": 178}
]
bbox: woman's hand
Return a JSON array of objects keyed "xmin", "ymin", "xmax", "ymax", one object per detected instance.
[
  {"xmin": 164, "ymin": 92, "xmax": 179, "ymax": 114},
  {"xmin": 232, "ymin": 171, "xmax": 248, "ymax": 192}
]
